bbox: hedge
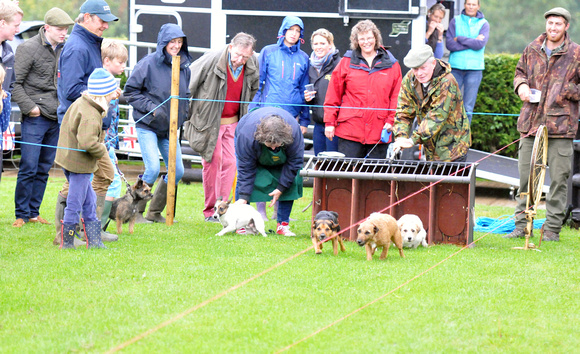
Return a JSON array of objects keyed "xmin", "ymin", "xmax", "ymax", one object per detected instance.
[{"xmin": 472, "ymin": 53, "xmax": 522, "ymax": 157}]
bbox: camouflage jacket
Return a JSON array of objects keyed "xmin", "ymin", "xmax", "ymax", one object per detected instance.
[
  {"xmin": 393, "ymin": 60, "xmax": 471, "ymax": 161},
  {"xmin": 514, "ymin": 32, "xmax": 580, "ymax": 138}
]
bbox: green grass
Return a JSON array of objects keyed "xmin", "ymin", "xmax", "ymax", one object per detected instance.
[{"xmin": 1, "ymin": 176, "xmax": 579, "ymax": 352}]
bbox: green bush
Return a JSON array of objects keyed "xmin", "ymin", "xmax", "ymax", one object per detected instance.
[{"xmin": 472, "ymin": 54, "xmax": 522, "ymax": 157}]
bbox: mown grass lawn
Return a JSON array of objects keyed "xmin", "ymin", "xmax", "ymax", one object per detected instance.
[{"xmin": 1, "ymin": 176, "xmax": 579, "ymax": 352}]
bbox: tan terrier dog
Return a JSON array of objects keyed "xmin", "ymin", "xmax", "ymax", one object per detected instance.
[
  {"xmin": 312, "ymin": 211, "xmax": 345, "ymax": 255},
  {"xmin": 357, "ymin": 212, "xmax": 404, "ymax": 261}
]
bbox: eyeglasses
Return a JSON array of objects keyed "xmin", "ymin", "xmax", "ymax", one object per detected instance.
[{"xmin": 358, "ymin": 36, "xmax": 375, "ymax": 43}]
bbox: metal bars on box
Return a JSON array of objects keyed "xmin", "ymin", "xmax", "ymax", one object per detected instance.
[{"xmin": 301, "ymin": 157, "xmax": 478, "ymax": 245}]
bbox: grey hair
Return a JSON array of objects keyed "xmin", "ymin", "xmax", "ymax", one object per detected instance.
[
  {"xmin": 254, "ymin": 115, "xmax": 294, "ymax": 146},
  {"xmin": 231, "ymin": 32, "xmax": 256, "ymax": 50}
]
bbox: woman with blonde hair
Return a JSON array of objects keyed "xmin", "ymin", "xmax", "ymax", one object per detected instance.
[{"xmin": 305, "ymin": 28, "xmax": 341, "ymax": 155}]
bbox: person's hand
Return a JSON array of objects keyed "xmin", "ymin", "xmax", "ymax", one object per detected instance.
[
  {"xmin": 517, "ymin": 84, "xmax": 531, "ymax": 102},
  {"xmin": 304, "ymin": 90, "xmax": 316, "ymax": 102},
  {"xmin": 325, "ymin": 126, "xmax": 335, "ymax": 141},
  {"xmin": 300, "ymin": 126, "xmax": 308, "ymax": 135},
  {"xmin": 268, "ymin": 189, "xmax": 282, "ymax": 207},
  {"xmin": 382, "ymin": 122, "xmax": 393, "ymax": 132},
  {"xmin": 29, "ymin": 106, "xmax": 41, "ymax": 117},
  {"xmin": 391, "ymin": 138, "xmax": 414, "ymax": 154},
  {"xmin": 113, "ymin": 87, "xmax": 122, "ymax": 100},
  {"xmin": 1, "ymin": 90, "xmax": 6, "ymax": 99},
  {"xmin": 235, "ymin": 199, "xmax": 247, "ymax": 205},
  {"xmin": 426, "ymin": 21, "xmax": 438, "ymax": 37},
  {"xmin": 476, "ymin": 34, "xmax": 485, "ymax": 41}
]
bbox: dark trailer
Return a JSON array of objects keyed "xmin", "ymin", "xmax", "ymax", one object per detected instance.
[{"xmin": 128, "ymin": 0, "xmax": 457, "ymax": 70}]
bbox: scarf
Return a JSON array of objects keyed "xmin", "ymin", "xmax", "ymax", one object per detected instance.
[{"xmin": 309, "ymin": 49, "xmax": 335, "ymax": 73}]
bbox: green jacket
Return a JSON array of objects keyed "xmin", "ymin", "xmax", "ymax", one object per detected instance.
[
  {"xmin": 55, "ymin": 95, "xmax": 107, "ymax": 173},
  {"xmin": 184, "ymin": 46, "xmax": 259, "ymax": 162},
  {"xmin": 393, "ymin": 60, "xmax": 471, "ymax": 161},
  {"xmin": 12, "ymin": 27, "xmax": 64, "ymax": 120}
]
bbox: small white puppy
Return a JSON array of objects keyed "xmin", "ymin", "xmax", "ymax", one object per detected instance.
[
  {"xmin": 212, "ymin": 199, "xmax": 267, "ymax": 237},
  {"xmin": 397, "ymin": 214, "xmax": 428, "ymax": 248}
]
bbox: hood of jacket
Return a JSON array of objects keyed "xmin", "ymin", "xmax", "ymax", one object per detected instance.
[
  {"xmin": 155, "ymin": 23, "xmax": 192, "ymax": 68},
  {"xmin": 276, "ymin": 16, "xmax": 304, "ymax": 52},
  {"xmin": 461, "ymin": 9, "xmax": 485, "ymax": 19}
]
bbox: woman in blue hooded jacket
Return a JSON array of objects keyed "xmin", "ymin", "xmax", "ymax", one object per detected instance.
[
  {"xmin": 124, "ymin": 23, "xmax": 192, "ymax": 223},
  {"xmin": 249, "ymin": 16, "xmax": 310, "ymax": 129},
  {"xmin": 249, "ymin": 16, "xmax": 310, "ymax": 220}
]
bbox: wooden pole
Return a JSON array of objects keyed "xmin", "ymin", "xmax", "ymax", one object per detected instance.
[{"xmin": 166, "ymin": 55, "xmax": 180, "ymax": 225}]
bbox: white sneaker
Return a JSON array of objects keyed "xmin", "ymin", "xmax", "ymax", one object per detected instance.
[{"xmin": 276, "ymin": 222, "xmax": 296, "ymax": 236}]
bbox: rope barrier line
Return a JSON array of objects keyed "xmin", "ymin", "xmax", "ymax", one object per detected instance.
[
  {"xmin": 107, "ymin": 131, "xmax": 533, "ymax": 352},
  {"xmin": 106, "ymin": 246, "xmax": 317, "ymax": 353},
  {"xmin": 184, "ymin": 97, "xmax": 520, "ymax": 117},
  {"xmin": 4, "ymin": 94, "xmax": 519, "ymax": 153},
  {"xmin": 276, "ymin": 208, "xmax": 531, "ymax": 353}
]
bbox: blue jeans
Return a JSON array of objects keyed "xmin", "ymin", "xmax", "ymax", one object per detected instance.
[
  {"xmin": 277, "ymin": 200, "xmax": 294, "ymax": 223},
  {"xmin": 136, "ymin": 127, "xmax": 184, "ymax": 186},
  {"xmin": 313, "ymin": 122, "xmax": 338, "ymax": 156},
  {"xmin": 14, "ymin": 115, "xmax": 59, "ymax": 220},
  {"xmin": 451, "ymin": 69, "xmax": 482, "ymax": 123},
  {"xmin": 63, "ymin": 170, "xmax": 97, "ymax": 224}
]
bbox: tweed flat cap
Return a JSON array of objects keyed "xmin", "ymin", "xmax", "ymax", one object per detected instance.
[
  {"xmin": 544, "ymin": 7, "xmax": 571, "ymax": 23},
  {"xmin": 44, "ymin": 7, "xmax": 74, "ymax": 27},
  {"xmin": 403, "ymin": 45, "xmax": 434, "ymax": 69}
]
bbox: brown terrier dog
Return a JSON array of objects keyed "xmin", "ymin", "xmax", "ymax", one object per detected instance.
[
  {"xmin": 357, "ymin": 212, "xmax": 405, "ymax": 261},
  {"xmin": 108, "ymin": 179, "xmax": 152, "ymax": 234},
  {"xmin": 312, "ymin": 210, "xmax": 345, "ymax": 255}
]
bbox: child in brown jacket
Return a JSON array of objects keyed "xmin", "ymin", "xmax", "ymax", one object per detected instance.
[{"xmin": 54, "ymin": 68, "xmax": 118, "ymax": 249}]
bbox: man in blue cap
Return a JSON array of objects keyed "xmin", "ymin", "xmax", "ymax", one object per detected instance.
[{"xmin": 54, "ymin": 0, "xmax": 119, "ymax": 245}]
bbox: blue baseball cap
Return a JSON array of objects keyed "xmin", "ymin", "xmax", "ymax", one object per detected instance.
[{"xmin": 80, "ymin": 0, "xmax": 118, "ymax": 22}]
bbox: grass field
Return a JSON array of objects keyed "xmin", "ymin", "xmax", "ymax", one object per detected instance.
[{"xmin": 1, "ymin": 175, "xmax": 579, "ymax": 352}]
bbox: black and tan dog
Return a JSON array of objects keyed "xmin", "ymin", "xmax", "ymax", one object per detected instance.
[
  {"xmin": 312, "ymin": 210, "xmax": 345, "ymax": 255},
  {"xmin": 107, "ymin": 179, "xmax": 152, "ymax": 234}
]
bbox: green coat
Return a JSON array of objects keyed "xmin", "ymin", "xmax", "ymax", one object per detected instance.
[
  {"xmin": 393, "ymin": 60, "xmax": 471, "ymax": 162},
  {"xmin": 12, "ymin": 27, "xmax": 64, "ymax": 120},
  {"xmin": 54, "ymin": 95, "xmax": 107, "ymax": 173}
]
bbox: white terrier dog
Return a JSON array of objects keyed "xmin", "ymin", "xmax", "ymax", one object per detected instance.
[
  {"xmin": 397, "ymin": 214, "xmax": 428, "ymax": 248},
  {"xmin": 212, "ymin": 199, "xmax": 267, "ymax": 237}
]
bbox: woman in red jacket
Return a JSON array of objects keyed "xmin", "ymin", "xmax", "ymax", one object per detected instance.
[{"xmin": 324, "ymin": 20, "xmax": 402, "ymax": 158}]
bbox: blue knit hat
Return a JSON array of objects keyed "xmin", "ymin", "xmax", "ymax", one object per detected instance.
[{"xmin": 87, "ymin": 68, "xmax": 117, "ymax": 96}]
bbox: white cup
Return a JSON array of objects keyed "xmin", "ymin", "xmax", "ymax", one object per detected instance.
[{"xmin": 529, "ymin": 88, "xmax": 541, "ymax": 103}]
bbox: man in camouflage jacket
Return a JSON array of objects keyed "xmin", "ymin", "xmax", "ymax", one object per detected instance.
[
  {"xmin": 392, "ymin": 45, "xmax": 471, "ymax": 162},
  {"xmin": 505, "ymin": 7, "xmax": 580, "ymax": 242}
]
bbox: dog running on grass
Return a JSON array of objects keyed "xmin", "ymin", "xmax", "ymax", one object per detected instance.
[
  {"xmin": 107, "ymin": 179, "xmax": 153, "ymax": 234},
  {"xmin": 357, "ymin": 212, "xmax": 405, "ymax": 261},
  {"xmin": 312, "ymin": 210, "xmax": 345, "ymax": 255},
  {"xmin": 212, "ymin": 199, "xmax": 267, "ymax": 237},
  {"xmin": 397, "ymin": 214, "xmax": 428, "ymax": 248}
]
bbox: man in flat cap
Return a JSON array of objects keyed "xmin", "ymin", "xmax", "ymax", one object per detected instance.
[
  {"xmin": 505, "ymin": 7, "xmax": 580, "ymax": 242},
  {"xmin": 54, "ymin": 0, "xmax": 119, "ymax": 244},
  {"xmin": 391, "ymin": 44, "xmax": 471, "ymax": 162},
  {"xmin": 12, "ymin": 7, "xmax": 74, "ymax": 228}
]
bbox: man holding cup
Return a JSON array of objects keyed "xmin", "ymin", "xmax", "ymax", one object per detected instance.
[{"xmin": 505, "ymin": 7, "xmax": 580, "ymax": 242}]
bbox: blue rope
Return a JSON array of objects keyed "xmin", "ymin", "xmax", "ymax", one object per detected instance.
[
  {"xmin": 4, "ymin": 94, "xmax": 521, "ymax": 153},
  {"xmin": 474, "ymin": 215, "xmax": 546, "ymax": 234},
  {"xmin": 183, "ymin": 97, "xmax": 520, "ymax": 116}
]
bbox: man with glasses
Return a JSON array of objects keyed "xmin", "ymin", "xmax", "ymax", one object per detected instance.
[{"xmin": 184, "ymin": 32, "xmax": 259, "ymax": 222}]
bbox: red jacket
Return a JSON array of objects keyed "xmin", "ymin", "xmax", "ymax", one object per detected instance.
[{"xmin": 324, "ymin": 47, "xmax": 402, "ymax": 144}]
